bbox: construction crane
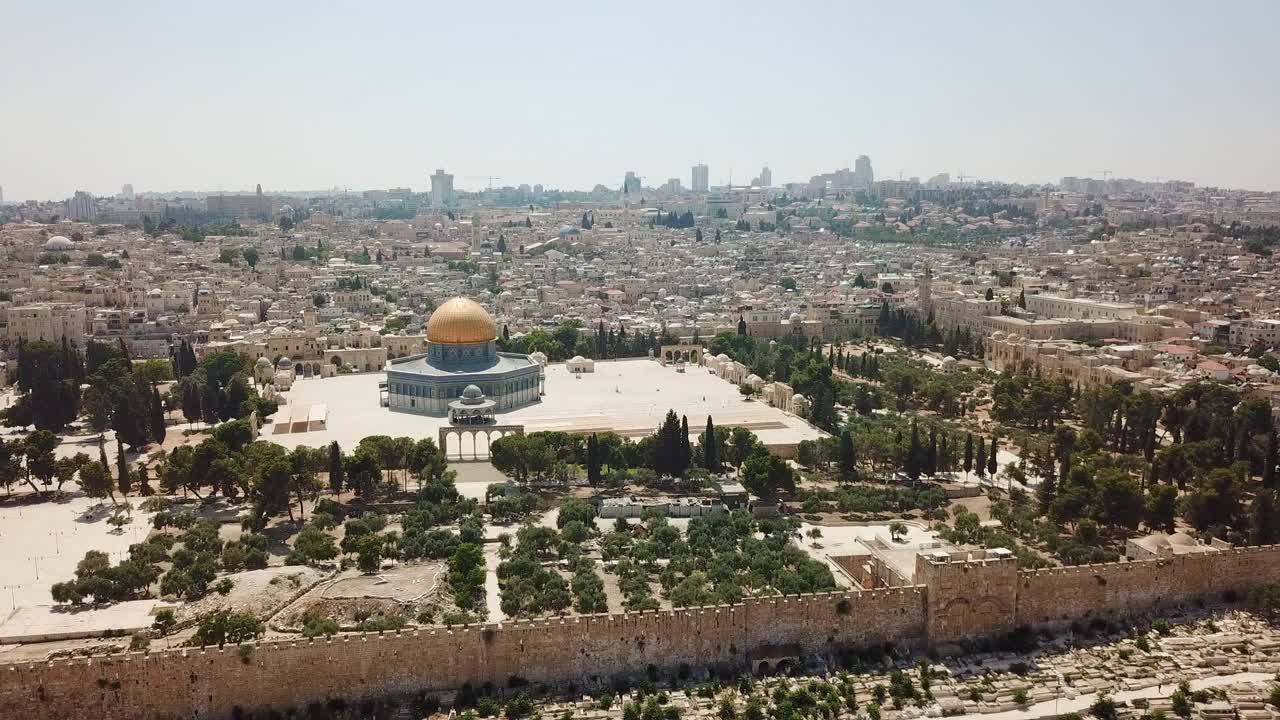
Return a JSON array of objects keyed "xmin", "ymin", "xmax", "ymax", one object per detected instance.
[{"xmin": 462, "ymin": 175, "xmax": 503, "ymax": 191}]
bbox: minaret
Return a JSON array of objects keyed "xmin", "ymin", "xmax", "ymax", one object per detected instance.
[
  {"xmin": 919, "ymin": 262, "xmax": 933, "ymax": 315},
  {"xmin": 255, "ymin": 183, "xmax": 265, "ymax": 217},
  {"xmin": 471, "ymin": 220, "xmax": 482, "ymax": 255}
]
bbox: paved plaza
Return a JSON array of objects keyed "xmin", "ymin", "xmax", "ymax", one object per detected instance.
[
  {"xmin": 0, "ymin": 496, "xmax": 156, "ymax": 638},
  {"xmin": 263, "ymin": 358, "xmax": 825, "ymax": 456}
]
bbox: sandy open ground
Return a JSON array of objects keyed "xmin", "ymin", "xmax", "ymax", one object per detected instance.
[
  {"xmin": 0, "ymin": 495, "xmax": 157, "ymax": 638},
  {"xmin": 0, "ymin": 496, "xmax": 154, "ymax": 611}
]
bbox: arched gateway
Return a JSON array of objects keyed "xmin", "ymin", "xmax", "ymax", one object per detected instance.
[{"xmin": 439, "ymin": 424, "xmax": 525, "ymax": 461}]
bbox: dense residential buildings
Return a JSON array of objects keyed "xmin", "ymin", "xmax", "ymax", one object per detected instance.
[
  {"xmin": 3, "ymin": 172, "xmax": 1278, "ymax": 402},
  {"xmin": 5, "ymin": 167, "xmax": 1280, "ymax": 720}
]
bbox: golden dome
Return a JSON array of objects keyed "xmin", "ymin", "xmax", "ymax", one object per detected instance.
[{"xmin": 426, "ymin": 297, "xmax": 497, "ymax": 344}]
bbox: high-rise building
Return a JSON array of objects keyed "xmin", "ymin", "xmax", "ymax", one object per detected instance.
[
  {"xmin": 67, "ymin": 190, "xmax": 96, "ymax": 221},
  {"xmin": 430, "ymin": 169, "xmax": 455, "ymax": 209},
  {"xmin": 691, "ymin": 164, "xmax": 709, "ymax": 193},
  {"xmin": 622, "ymin": 171, "xmax": 641, "ymax": 195},
  {"xmin": 663, "ymin": 178, "xmax": 682, "ymax": 193},
  {"xmin": 120, "ymin": 184, "xmax": 134, "ymax": 200},
  {"xmin": 759, "ymin": 166, "xmax": 772, "ymax": 188},
  {"xmin": 206, "ymin": 184, "xmax": 281, "ymax": 220},
  {"xmin": 925, "ymin": 173, "xmax": 950, "ymax": 189},
  {"xmin": 0, "ymin": 185, "xmax": 5, "ymax": 205},
  {"xmin": 853, "ymin": 155, "xmax": 874, "ymax": 189}
]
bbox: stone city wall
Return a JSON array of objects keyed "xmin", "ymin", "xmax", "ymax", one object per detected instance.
[
  {"xmin": 0, "ymin": 589, "xmax": 926, "ymax": 720},
  {"xmin": 5, "ymin": 545, "xmax": 1280, "ymax": 720},
  {"xmin": 1014, "ymin": 544, "xmax": 1280, "ymax": 629}
]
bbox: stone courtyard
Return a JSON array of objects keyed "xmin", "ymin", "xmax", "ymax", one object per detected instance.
[{"xmin": 262, "ymin": 358, "xmax": 824, "ymax": 457}]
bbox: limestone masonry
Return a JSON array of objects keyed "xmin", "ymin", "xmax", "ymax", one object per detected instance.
[{"xmin": 5, "ymin": 545, "xmax": 1280, "ymax": 720}]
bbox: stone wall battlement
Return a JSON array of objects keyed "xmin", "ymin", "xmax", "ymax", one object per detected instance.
[
  {"xmin": 1014, "ymin": 544, "xmax": 1280, "ymax": 579},
  {"xmin": 1228, "ymin": 544, "xmax": 1280, "ymax": 555},
  {"xmin": 0, "ymin": 587, "xmax": 924, "ymax": 674},
  {"xmin": 922, "ymin": 556, "xmax": 1017, "ymax": 568},
  {"xmin": 5, "ymin": 546, "xmax": 1280, "ymax": 719}
]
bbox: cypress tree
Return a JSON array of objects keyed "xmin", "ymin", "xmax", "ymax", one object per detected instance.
[
  {"xmin": 988, "ymin": 436, "xmax": 999, "ymax": 477},
  {"xmin": 137, "ymin": 463, "xmax": 152, "ymax": 497},
  {"xmin": 838, "ymin": 429, "xmax": 856, "ymax": 483},
  {"xmin": 150, "ymin": 386, "xmax": 167, "ymax": 445},
  {"xmin": 587, "ymin": 433, "xmax": 603, "ymax": 487},
  {"xmin": 704, "ymin": 416, "xmax": 719, "ymax": 472},
  {"xmin": 112, "ymin": 387, "xmax": 140, "ymax": 450},
  {"xmin": 328, "ymin": 441, "xmax": 344, "ymax": 494},
  {"xmin": 202, "ymin": 380, "xmax": 220, "ymax": 426},
  {"xmin": 975, "ymin": 437, "xmax": 987, "ymax": 479},
  {"xmin": 1251, "ymin": 489, "xmax": 1280, "ymax": 545},
  {"xmin": 680, "ymin": 415, "xmax": 692, "ymax": 476},
  {"xmin": 926, "ymin": 428, "xmax": 938, "ymax": 478},
  {"xmin": 1037, "ymin": 468, "xmax": 1057, "ymax": 509},
  {"xmin": 906, "ymin": 418, "xmax": 921, "ymax": 482},
  {"xmin": 964, "ymin": 433, "xmax": 974, "ymax": 475},
  {"xmin": 95, "ymin": 438, "xmax": 112, "ymax": 501},
  {"xmin": 1266, "ymin": 428, "xmax": 1278, "ymax": 489},
  {"xmin": 181, "ymin": 380, "xmax": 201, "ymax": 427},
  {"xmin": 656, "ymin": 410, "xmax": 683, "ymax": 477},
  {"xmin": 71, "ymin": 340, "xmax": 85, "ymax": 385}
]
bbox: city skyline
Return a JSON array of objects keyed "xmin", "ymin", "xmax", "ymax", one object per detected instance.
[{"xmin": 3, "ymin": 0, "xmax": 1279, "ymax": 201}]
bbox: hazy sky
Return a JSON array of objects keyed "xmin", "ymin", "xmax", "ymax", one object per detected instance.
[{"xmin": 4, "ymin": 1, "xmax": 1279, "ymax": 201}]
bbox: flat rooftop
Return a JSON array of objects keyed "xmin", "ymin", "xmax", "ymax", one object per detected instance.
[
  {"xmin": 263, "ymin": 358, "xmax": 825, "ymax": 454},
  {"xmin": 797, "ymin": 521, "xmax": 949, "ymax": 583}
]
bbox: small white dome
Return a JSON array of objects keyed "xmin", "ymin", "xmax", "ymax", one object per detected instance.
[{"xmin": 44, "ymin": 236, "xmax": 73, "ymax": 250}]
